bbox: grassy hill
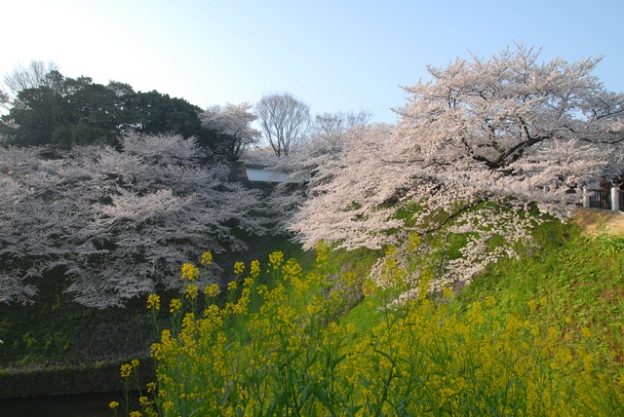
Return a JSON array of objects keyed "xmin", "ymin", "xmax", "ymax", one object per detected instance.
[{"xmin": 127, "ymin": 210, "xmax": 624, "ymax": 416}]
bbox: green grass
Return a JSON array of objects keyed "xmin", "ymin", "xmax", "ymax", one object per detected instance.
[
  {"xmin": 458, "ymin": 223, "xmax": 624, "ymax": 361},
  {"xmin": 143, "ymin": 215, "xmax": 624, "ymax": 416},
  {"xmin": 338, "ymin": 211, "xmax": 624, "ymax": 375}
]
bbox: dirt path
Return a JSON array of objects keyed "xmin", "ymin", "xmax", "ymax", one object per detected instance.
[{"xmin": 574, "ymin": 208, "xmax": 624, "ymax": 237}]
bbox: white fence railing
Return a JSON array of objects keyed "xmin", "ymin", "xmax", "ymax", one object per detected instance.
[{"xmin": 582, "ymin": 187, "xmax": 624, "ymax": 211}]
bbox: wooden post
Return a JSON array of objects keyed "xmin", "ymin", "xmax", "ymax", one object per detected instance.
[{"xmin": 582, "ymin": 187, "xmax": 590, "ymax": 208}]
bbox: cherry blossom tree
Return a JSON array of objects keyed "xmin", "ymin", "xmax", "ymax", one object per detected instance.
[
  {"xmin": 389, "ymin": 46, "xmax": 624, "ymax": 214},
  {"xmin": 0, "ymin": 133, "xmax": 267, "ymax": 307},
  {"xmin": 200, "ymin": 103, "xmax": 260, "ymax": 161},
  {"xmin": 288, "ymin": 46, "xmax": 624, "ymax": 291},
  {"xmin": 287, "ymin": 123, "xmax": 406, "ymax": 249},
  {"xmin": 266, "ymin": 111, "xmax": 371, "ymax": 233}
]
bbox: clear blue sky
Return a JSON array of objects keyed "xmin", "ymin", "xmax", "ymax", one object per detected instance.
[{"xmin": 3, "ymin": 0, "xmax": 623, "ymax": 122}]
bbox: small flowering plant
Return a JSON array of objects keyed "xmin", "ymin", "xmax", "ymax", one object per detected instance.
[
  {"xmin": 118, "ymin": 359, "xmax": 141, "ymax": 416},
  {"xmin": 146, "ymin": 294, "xmax": 160, "ymax": 312},
  {"xmin": 233, "ymin": 261, "xmax": 245, "ymax": 275},
  {"xmin": 180, "ymin": 262, "xmax": 200, "ymax": 281},
  {"xmin": 200, "ymin": 251, "xmax": 213, "ymax": 266}
]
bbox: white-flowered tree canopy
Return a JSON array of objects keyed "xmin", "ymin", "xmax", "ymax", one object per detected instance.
[
  {"xmin": 0, "ymin": 133, "xmax": 267, "ymax": 307},
  {"xmin": 285, "ymin": 47, "xmax": 624, "ymax": 288}
]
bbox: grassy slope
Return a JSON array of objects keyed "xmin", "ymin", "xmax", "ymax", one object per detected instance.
[
  {"xmin": 0, "ymin": 274, "xmax": 153, "ymax": 369},
  {"xmin": 459, "ymin": 220, "xmax": 624, "ymax": 363},
  {"xmin": 340, "ymin": 214, "xmax": 624, "ymax": 372},
  {"xmin": 142, "ymin": 210, "xmax": 624, "ymax": 416}
]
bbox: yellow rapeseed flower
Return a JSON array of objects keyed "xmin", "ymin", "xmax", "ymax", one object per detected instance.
[
  {"xmin": 406, "ymin": 232, "xmax": 421, "ymax": 252},
  {"xmin": 138, "ymin": 396, "xmax": 150, "ymax": 406},
  {"xmin": 227, "ymin": 280, "xmax": 238, "ymax": 292},
  {"xmin": 361, "ymin": 279, "xmax": 377, "ymax": 297},
  {"xmin": 185, "ymin": 284, "xmax": 199, "ymax": 300},
  {"xmin": 204, "ymin": 283, "xmax": 220, "ymax": 297},
  {"xmin": 120, "ymin": 363, "xmax": 134, "ymax": 378},
  {"xmin": 442, "ymin": 286, "xmax": 454, "ymax": 300},
  {"xmin": 162, "ymin": 400, "xmax": 174, "ymax": 411},
  {"xmin": 169, "ymin": 298, "xmax": 182, "ymax": 313},
  {"xmin": 384, "ymin": 245, "xmax": 398, "ymax": 257},
  {"xmin": 233, "ymin": 261, "xmax": 245, "ymax": 275},
  {"xmin": 203, "ymin": 304, "xmax": 221, "ymax": 319},
  {"xmin": 292, "ymin": 277, "xmax": 309, "ymax": 296},
  {"xmin": 314, "ymin": 241, "xmax": 329, "ymax": 264},
  {"xmin": 146, "ymin": 293, "xmax": 160, "ymax": 312},
  {"xmin": 200, "ymin": 251, "xmax": 213, "ymax": 266},
  {"xmin": 108, "ymin": 401, "xmax": 119, "ymax": 409},
  {"xmin": 129, "ymin": 411, "xmax": 142, "ymax": 417},
  {"xmin": 467, "ymin": 302, "xmax": 485, "ymax": 325},
  {"xmin": 282, "ymin": 258, "xmax": 302, "ymax": 280},
  {"xmin": 250, "ymin": 259, "xmax": 261, "ymax": 276},
  {"xmin": 547, "ymin": 326, "xmax": 559, "ymax": 340},
  {"xmin": 553, "ymin": 347, "xmax": 573, "ymax": 368},
  {"xmin": 268, "ymin": 251, "xmax": 284, "ymax": 269},
  {"xmin": 181, "ymin": 262, "xmax": 200, "ymax": 281},
  {"xmin": 583, "ymin": 353, "xmax": 593, "ymax": 372}
]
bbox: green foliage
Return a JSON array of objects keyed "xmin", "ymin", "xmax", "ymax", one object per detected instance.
[
  {"xmin": 344, "ymin": 201, "xmax": 363, "ymax": 211},
  {"xmin": 459, "ymin": 223, "xmax": 624, "ymax": 361},
  {"xmin": 393, "ymin": 201, "xmax": 422, "ymax": 227},
  {"xmin": 4, "ymin": 86, "xmax": 67, "ymax": 145},
  {"xmin": 133, "ymin": 237, "xmax": 624, "ymax": 416},
  {"xmin": 131, "ymin": 91, "xmax": 209, "ymax": 143},
  {"xmin": 441, "ymin": 232, "xmax": 470, "ymax": 260},
  {"xmin": 0, "ymin": 70, "xmax": 226, "ymax": 154}
]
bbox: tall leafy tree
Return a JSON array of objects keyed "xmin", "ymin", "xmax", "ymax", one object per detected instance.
[
  {"xmin": 1, "ymin": 70, "xmax": 223, "ymax": 152},
  {"xmin": 6, "ymin": 86, "xmax": 67, "ymax": 145}
]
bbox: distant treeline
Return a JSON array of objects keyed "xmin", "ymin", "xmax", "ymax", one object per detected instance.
[{"xmin": 0, "ymin": 70, "xmax": 229, "ymax": 157}]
